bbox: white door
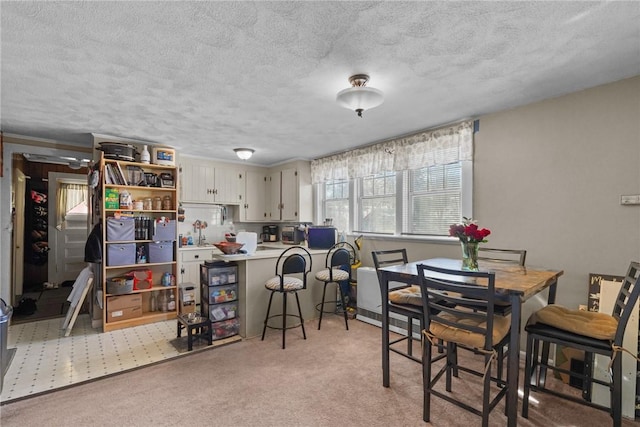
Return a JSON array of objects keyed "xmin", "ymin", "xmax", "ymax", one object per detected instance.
[
  {"xmin": 48, "ymin": 173, "xmax": 89, "ymax": 286},
  {"xmin": 12, "ymin": 169, "xmax": 26, "ymax": 301}
]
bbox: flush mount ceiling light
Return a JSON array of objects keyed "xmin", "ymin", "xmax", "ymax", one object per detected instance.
[
  {"xmin": 336, "ymin": 74, "xmax": 384, "ymax": 118},
  {"xmin": 234, "ymin": 148, "xmax": 255, "ymax": 160}
]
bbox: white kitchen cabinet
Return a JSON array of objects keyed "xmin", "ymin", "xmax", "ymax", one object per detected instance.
[
  {"xmin": 268, "ymin": 168, "xmax": 298, "ymax": 221},
  {"xmin": 179, "ymin": 158, "xmax": 243, "ymax": 205},
  {"xmin": 266, "ymin": 162, "xmax": 312, "ymax": 222},
  {"xmin": 237, "ymin": 170, "xmax": 267, "ymax": 222},
  {"xmin": 179, "ymin": 248, "xmax": 218, "ymax": 305}
]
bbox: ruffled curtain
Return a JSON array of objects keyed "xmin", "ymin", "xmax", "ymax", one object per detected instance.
[
  {"xmin": 311, "ymin": 121, "xmax": 473, "ymax": 183},
  {"xmin": 56, "ymin": 183, "xmax": 87, "ymax": 230}
]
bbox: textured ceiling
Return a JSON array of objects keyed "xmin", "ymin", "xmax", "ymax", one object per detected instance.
[{"xmin": 2, "ymin": 1, "xmax": 639, "ymax": 166}]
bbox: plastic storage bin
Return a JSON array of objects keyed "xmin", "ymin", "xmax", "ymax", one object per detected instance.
[
  {"xmin": 200, "ymin": 263, "xmax": 237, "ymax": 287},
  {"xmin": 211, "ymin": 318, "xmax": 239, "ymax": 340},
  {"xmin": 202, "ymin": 300, "xmax": 237, "ymax": 322},
  {"xmin": 201, "ymin": 283, "xmax": 238, "ymax": 305}
]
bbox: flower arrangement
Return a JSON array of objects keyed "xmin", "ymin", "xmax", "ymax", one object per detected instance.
[{"xmin": 449, "ymin": 217, "xmax": 491, "ymax": 243}]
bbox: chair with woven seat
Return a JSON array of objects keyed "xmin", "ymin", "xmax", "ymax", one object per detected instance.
[
  {"xmin": 315, "ymin": 242, "xmax": 356, "ymax": 330},
  {"xmin": 417, "ymin": 263, "xmax": 510, "ymax": 427},
  {"xmin": 261, "ymin": 246, "xmax": 312, "ymax": 349},
  {"xmin": 478, "ymin": 247, "xmax": 527, "ymax": 266},
  {"xmin": 522, "ymin": 261, "xmax": 640, "ymax": 427},
  {"xmin": 372, "ymin": 249, "xmax": 424, "ymax": 364}
]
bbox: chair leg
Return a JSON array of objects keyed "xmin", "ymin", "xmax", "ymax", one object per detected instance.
[
  {"xmin": 423, "ymin": 327, "xmax": 433, "ymax": 423},
  {"xmin": 522, "ymin": 333, "xmax": 534, "ymax": 418},
  {"xmin": 612, "ymin": 350, "xmax": 623, "ymax": 427},
  {"xmin": 261, "ymin": 290, "xmax": 275, "ymax": 341},
  {"xmin": 294, "ymin": 291, "xmax": 306, "ymax": 340},
  {"xmin": 281, "ymin": 292, "xmax": 288, "ymax": 349},
  {"xmin": 482, "ymin": 352, "xmax": 492, "ymax": 427},
  {"xmin": 407, "ymin": 315, "xmax": 414, "ymax": 356},
  {"xmin": 539, "ymin": 340, "xmax": 551, "ymax": 387},
  {"xmin": 446, "ymin": 343, "xmax": 455, "ymax": 392},
  {"xmin": 338, "ymin": 284, "xmax": 349, "ymax": 330},
  {"xmin": 318, "ymin": 282, "xmax": 328, "ymax": 330}
]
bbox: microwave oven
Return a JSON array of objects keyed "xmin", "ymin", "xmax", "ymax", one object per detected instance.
[
  {"xmin": 281, "ymin": 226, "xmax": 305, "ymax": 245},
  {"xmin": 307, "ymin": 227, "xmax": 336, "ymax": 249}
]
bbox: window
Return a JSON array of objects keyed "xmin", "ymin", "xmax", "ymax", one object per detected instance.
[
  {"xmin": 323, "ymin": 179, "xmax": 349, "ymax": 233},
  {"xmin": 405, "ymin": 163, "xmax": 461, "ymax": 235},
  {"xmin": 312, "ymin": 121, "xmax": 474, "ymax": 237},
  {"xmin": 358, "ymin": 172, "xmax": 396, "ymax": 233}
]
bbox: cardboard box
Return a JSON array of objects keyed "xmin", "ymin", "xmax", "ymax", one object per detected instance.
[
  {"xmin": 107, "ymin": 305, "xmax": 142, "ymax": 323},
  {"xmin": 179, "ymin": 284, "xmax": 196, "ymax": 314},
  {"xmin": 107, "ymin": 294, "xmax": 142, "ymax": 311}
]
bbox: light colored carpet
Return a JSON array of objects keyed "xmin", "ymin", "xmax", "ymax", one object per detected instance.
[{"xmin": 0, "ymin": 316, "xmax": 635, "ymax": 426}]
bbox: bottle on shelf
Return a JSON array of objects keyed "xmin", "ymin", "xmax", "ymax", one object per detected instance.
[
  {"xmin": 167, "ymin": 292, "xmax": 176, "ymax": 312},
  {"xmin": 150, "ymin": 292, "xmax": 158, "ymax": 312},
  {"xmin": 159, "ymin": 290, "xmax": 168, "ymax": 312},
  {"xmin": 140, "ymin": 145, "xmax": 151, "ymax": 164}
]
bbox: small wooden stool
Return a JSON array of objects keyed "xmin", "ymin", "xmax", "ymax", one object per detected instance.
[{"xmin": 177, "ymin": 313, "xmax": 212, "ymax": 351}]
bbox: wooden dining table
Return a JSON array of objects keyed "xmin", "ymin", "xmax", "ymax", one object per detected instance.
[{"xmin": 377, "ymin": 257, "xmax": 564, "ymax": 427}]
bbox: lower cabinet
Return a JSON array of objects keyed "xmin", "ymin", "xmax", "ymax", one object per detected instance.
[
  {"xmin": 180, "ymin": 249, "xmax": 216, "ymax": 306},
  {"xmin": 200, "ymin": 261, "xmax": 240, "ymax": 340}
]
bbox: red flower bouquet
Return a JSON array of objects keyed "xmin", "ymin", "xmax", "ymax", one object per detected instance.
[{"xmin": 449, "ymin": 217, "xmax": 491, "ymax": 243}]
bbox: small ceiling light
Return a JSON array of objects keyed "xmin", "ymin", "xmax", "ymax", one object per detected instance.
[
  {"xmin": 234, "ymin": 148, "xmax": 255, "ymax": 160},
  {"xmin": 336, "ymin": 74, "xmax": 384, "ymax": 118}
]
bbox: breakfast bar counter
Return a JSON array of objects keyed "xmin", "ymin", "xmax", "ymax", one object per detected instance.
[{"xmin": 200, "ymin": 244, "xmax": 331, "ymax": 338}]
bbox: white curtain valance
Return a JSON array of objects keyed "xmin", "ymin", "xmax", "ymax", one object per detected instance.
[{"xmin": 311, "ymin": 121, "xmax": 473, "ymax": 184}]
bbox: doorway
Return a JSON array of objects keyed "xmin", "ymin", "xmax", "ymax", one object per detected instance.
[{"xmin": 11, "ymin": 153, "xmax": 90, "ymax": 323}]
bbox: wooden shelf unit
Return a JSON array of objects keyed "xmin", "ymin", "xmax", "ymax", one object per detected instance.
[{"xmin": 97, "ymin": 155, "xmax": 180, "ymax": 332}]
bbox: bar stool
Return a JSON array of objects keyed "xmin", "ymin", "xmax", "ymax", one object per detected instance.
[
  {"xmin": 315, "ymin": 242, "xmax": 355, "ymax": 330},
  {"xmin": 261, "ymin": 246, "xmax": 312, "ymax": 349}
]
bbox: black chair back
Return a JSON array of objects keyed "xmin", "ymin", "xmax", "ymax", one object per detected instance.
[
  {"xmin": 275, "ymin": 246, "xmax": 312, "ymax": 290},
  {"xmin": 612, "ymin": 261, "xmax": 640, "ymax": 345},
  {"xmin": 372, "ymin": 248, "xmax": 409, "ymax": 270},
  {"xmin": 417, "ymin": 263, "xmax": 498, "ymax": 350},
  {"xmin": 477, "ymin": 247, "xmax": 527, "ymax": 266}
]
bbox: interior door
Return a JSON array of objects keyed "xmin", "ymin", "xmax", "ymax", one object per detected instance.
[
  {"xmin": 48, "ymin": 173, "xmax": 88, "ymax": 286},
  {"xmin": 12, "ymin": 169, "xmax": 26, "ymax": 302}
]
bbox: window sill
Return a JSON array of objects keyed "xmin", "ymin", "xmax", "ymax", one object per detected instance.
[{"xmin": 346, "ymin": 233, "xmax": 458, "ymax": 246}]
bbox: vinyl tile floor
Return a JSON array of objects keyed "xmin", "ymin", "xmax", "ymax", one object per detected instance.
[{"xmin": 0, "ymin": 314, "xmax": 230, "ymax": 403}]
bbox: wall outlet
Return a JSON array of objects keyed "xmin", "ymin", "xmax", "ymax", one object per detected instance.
[{"xmin": 620, "ymin": 194, "xmax": 640, "ymax": 205}]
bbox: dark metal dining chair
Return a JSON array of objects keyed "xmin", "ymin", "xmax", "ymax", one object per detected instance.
[
  {"xmin": 522, "ymin": 261, "xmax": 640, "ymax": 427},
  {"xmin": 372, "ymin": 249, "xmax": 424, "ymax": 364},
  {"xmin": 417, "ymin": 263, "xmax": 510, "ymax": 427},
  {"xmin": 261, "ymin": 246, "xmax": 312, "ymax": 349},
  {"xmin": 477, "ymin": 247, "xmax": 527, "ymax": 266}
]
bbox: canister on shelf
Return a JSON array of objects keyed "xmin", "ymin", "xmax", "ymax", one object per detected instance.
[
  {"xmin": 153, "ymin": 196, "xmax": 162, "ymax": 210},
  {"xmin": 132, "ymin": 200, "xmax": 143, "ymax": 210},
  {"xmin": 119, "ymin": 190, "xmax": 132, "ymax": 209},
  {"xmin": 162, "ymin": 195, "xmax": 172, "ymax": 210},
  {"xmin": 143, "ymin": 197, "xmax": 153, "ymax": 210}
]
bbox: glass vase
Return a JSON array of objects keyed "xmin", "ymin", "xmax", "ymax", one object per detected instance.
[{"xmin": 461, "ymin": 241, "xmax": 479, "ymax": 271}]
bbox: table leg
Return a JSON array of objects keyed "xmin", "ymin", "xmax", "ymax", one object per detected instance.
[
  {"xmin": 506, "ymin": 293, "xmax": 521, "ymax": 427},
  {"xmin": 380, "ymin": 272, "xmax": 390, "ymax": 387}
]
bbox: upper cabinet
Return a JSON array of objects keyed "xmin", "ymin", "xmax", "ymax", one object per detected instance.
[
  {"xmin": 238, "ymin": 170, "xmax": 267, "ymax": 221},
  {"xmin": 179, "ymin": 157, "xmax": 243, "ymax": 205},
  {"xmin": 266, "ymin": 161, "xmax": 312, "ymax": 222}
]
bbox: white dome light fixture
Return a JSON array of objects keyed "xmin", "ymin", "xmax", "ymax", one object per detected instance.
[
  {"xmin": 336, "ymin": 74, "xmax": 384, "ymax": 118},
  {"xmin": 234, "ymin": 148, "xmax": 255, "ymax": 160}
]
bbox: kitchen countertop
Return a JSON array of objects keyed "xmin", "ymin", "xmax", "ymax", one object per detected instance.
[{"xmin": 179, "ymin": 242, "xmax": 328, "ymax": 261}]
